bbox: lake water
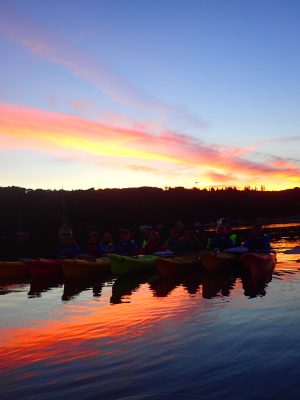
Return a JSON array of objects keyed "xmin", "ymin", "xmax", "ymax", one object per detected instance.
[{"xmin": 1, "ymin": 224, "xmax": 300, "ymax": 400}]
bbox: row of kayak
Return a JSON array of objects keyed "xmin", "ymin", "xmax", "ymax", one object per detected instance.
[
  {"xmin": 0, "ymin": 258, "xmax": 110, "ymax": 279},
  {"xmin": 0, "ymin": 250, "xmax": 276, "ymax": 280}
]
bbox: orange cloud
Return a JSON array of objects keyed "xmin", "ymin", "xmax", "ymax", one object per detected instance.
[
  {"xmin": 1, "ymin": 102, "xmax": 300, "ymax": 189},
  {"xmin": 205, "ymin": 171, "xmax": 237, "ymax": 183}
]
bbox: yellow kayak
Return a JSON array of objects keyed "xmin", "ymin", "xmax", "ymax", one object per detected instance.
[
  {"xmin": 200, "ymin": 251, "xmax": 237, "ymax": 272},
  {"xmin": 61, "ymin": 258, "xmax": 110, "ymax": 278},
  {"xmin": 156, "ymin": 255, "xmax": 202, "ymax": 278},
  {"xmin": 0, "ymin": 261, "xmax": 29, "ymax": 279}
]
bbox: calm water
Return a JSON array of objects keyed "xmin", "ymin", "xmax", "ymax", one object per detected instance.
[{"xmin": 1, "ymin": 224, "xmax": 300, "ymax": 400}]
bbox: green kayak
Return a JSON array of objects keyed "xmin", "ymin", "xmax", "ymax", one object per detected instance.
[{"xmin": 108, "ymin": 254, "xmax": 158, "ymax": 275}]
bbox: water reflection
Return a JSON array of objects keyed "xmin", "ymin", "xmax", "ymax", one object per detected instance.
[
  {"xmin": 201, "ymin": 270, "xmax": 236, "ymax": 299},
  {"xmin": 62, "ymin": 273, "xmax": 112, "ymax": 301},
  {"xmin": 149, "ymin": 275, "xmax": 184, "ymax": 297},
  {"xmin": 28, "ymin": 277, "xmax": 63, "ymax": 298},
  {"xmin": 240, "ymin": 264, "xmax": 275, "ymax": 298},
  {"xmin": 149, "ymin": 271, "xmax": 203, "ymax": 297},
  {"xmin": 110, "ymin": 271, "xmax": 155, "ymax": 304},
  {"xmin": 1, "ymin": 225, "xmax": 300, "ymax": 400},
  {"xmin": 181, "ymin": 271, "xmax": 203, "ymax": 295},
  {"xmin": 0, "ymin": 278, "xmax": 30, "ymax": 295}
]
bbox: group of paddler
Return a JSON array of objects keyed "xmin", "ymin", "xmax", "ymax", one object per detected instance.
[
  {"xmin": 58, "ymin": 219, "xmax": 271, "ymax": 259},
  {"xmin": 0, "ymin": 219, "xmax": 274, "ymax": 280}
]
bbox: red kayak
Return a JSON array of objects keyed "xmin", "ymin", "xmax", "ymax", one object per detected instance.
[
  {"xmin": 27, "ymin": 259, "xmax": 63, "ymax": 278},
  {"xmin": 239, "ymin": 252, "xmax": 276, "ymax": 271},
  {"xmin": 239, "ymin": 252, "xmax": 276, "ymax": 297},
  {"xmin": 239, "ymin": 252, "xmax": 276, "ymax": 282}
]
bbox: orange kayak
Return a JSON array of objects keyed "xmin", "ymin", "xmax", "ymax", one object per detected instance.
[
  {"xmin": 156, "ymin": 255, "xmax": 202, "ymax": 277},
  {"xmin": 0, "ymin": 261, "xmax": 29, "ymax": 279},
  {"xmin": 61, "ymin": 258, "xmax": 110, "ymax": 278},
  {"xmin": 200, "ymin": 251, "xmax": 238, "ymax": 272}
]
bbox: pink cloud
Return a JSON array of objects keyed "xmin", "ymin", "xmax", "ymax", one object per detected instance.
[
  {"xmin": 1, "ymin": 102, "xmax": 300, "ymax": 188},
  {"xmin": 270, "ymin": 159, "xmax": 298, "ymax": 169},
  {"xmin": 205, "ymin": 171, "xmax": 237, "ymax": 183}
]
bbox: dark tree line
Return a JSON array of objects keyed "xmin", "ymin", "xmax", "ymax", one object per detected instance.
[
  {"xmin": 0, "ymin": 186, "xmax": 299, "ymax": 260},
  {"xmin": 1, "ymin": 186, "xmax": 300, "ymax": 233}
]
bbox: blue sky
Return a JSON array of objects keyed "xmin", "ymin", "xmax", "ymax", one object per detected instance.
[{"xmin": 0, "ymin": 0, "xmax": 300, "ymax": 189}]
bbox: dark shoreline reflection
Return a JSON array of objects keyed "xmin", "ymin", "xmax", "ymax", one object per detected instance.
[
  {"xmin": 62, "ymin": 273, "xmax": 112, "ymax": 301},
  {"xmin": 201, "ymin": 270, "xmax": 237, "ymax": 299},
  {"xmin": 28, "ymin": 276, "xmax": 64, "ymax": 298},
  {"xmin": 149, "ymin": 270, "xmax": 203, "ymax": 297},
  {"xmin": 181, "ymin": 270, "xmax": 203, "ymax": 295},
  {"xmin": 149, "ymin": 275, "xmax": 183, "ymax": 297},
  {"xmin": 110, "ymin": 271, "xmax": 156, "ymax": 304}
]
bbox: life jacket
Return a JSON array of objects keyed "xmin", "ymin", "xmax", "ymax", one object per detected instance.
[
  {"xmin": 230, "ymin": 233, "xmax": 238, "ymax": 245},
  {"xmin": 245, "ymin": 234, "xmax": 270, "ymax": 251}
]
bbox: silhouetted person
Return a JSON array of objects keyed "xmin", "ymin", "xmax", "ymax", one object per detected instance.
[
  {"xmin": 207, "ymin": 223, "xmax": 235, "ymax": 251},
  {"xmin": 115, "ymin": 228, "xmax": 138, "ymax": 255},
  {"xmin": 244, "ymin": 225, "xmax": 271, "ymax": 252},
  {"xmin": 98, "ymin": 231, "xmax": 115, "ymax": 255}
]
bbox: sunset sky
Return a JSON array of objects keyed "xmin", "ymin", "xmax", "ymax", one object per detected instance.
[{"xmin": 1, "ymin": 0, "xmax": 300, "ymax": 190}]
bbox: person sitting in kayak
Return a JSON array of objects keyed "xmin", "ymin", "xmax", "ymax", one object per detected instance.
[
  {"xmin": 175, "ymin": 229, "xmax": 200, "ymax": 254},
  {"xmin": 98, "ymin": 231, "xmax": 115, "ymax": 255},
  {"xmin": 115, "ymin": 228, "xmax": 138, "ymax": 255},
  {"xmin": 244, "ymin": 225, "xmax": 271, "ymax": 252},
  {"xmin": 216, "ymin": 218, "xmax": 240, "ymax": 246},
  {"xmin": 165, "ymin": 227, "xmax": 180, "ymax": 251},
  {"xmin": 208, "ymin": 223, "xmax": 235, "ymax": 252},
  {"xmin": 59, "ymin": 235, "xmax": 81, "ymax": 258},
  {"xmin": 141, "ymin": 230, "xmax": 166, "ymax": 254},
  {"xmin": 86, "ymin": 231, "xmax": 101, "ymax": 257},
  {"xmin": 137, "ymin": 225, "xmax": 152, "ymax": 248},
  {"xmin": 58, "ymin": 223, "xmax": 73, "ymax": 247}
]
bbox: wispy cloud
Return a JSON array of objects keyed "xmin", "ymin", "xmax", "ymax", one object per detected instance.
[
  {"xmin": 68, "ymin": 100, "xmax": 93, "ymax": 112},
  {"xmin": 256, "ymin": 136, "xmax": 300, "ymax": 146},
  {"xmin": 0, "ymin": 7, "xmax": 207, "ymax": 129},
  {"xmin": 126, "ymin": 164, "xmax": 161, "ymax": 173}
]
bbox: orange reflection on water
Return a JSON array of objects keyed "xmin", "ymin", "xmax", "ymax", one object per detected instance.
[
  {"xmin": 264, "ymin": 222, "xmax": 300, "ymax": 229},
  {"xmin": 0, "ymin": 284, "xmax": 216, "ymax": 372}
]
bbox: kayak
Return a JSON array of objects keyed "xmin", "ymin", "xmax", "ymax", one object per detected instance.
[
  {"xmin": 225, "ymin": 246, "xmax": 249, "ymax": 254},
  {"xmin": 239, "ymin": 252, "xmax": 276, "ymax": 275},
  {"xmin": 283, "ymin": 247, "xmax": 300, "ymax": 254},
  {"xmin": 200, "ymin": 251, "xmax": 238, "ymax": 272},
  {"xmin": 239, "ymin": 252, "xmax": 276, "ymax": 297},
  {"xmin": 0, "ymin": 261, "xmax": 29, "ymax": 279},
  {"xmin": 61, "ymin": 258, "xmax": 110, "ymax": 278},
  {"xmin": 27, "ymin": 259, "xmax": 63, "ymax": 278},
  {"xmin": 108, "ymin": 254, "xmax": 158, "ymax": 275},
  {"xmin": 156, "ymin": 255, "xmax": 202, "ymax": 277}
]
